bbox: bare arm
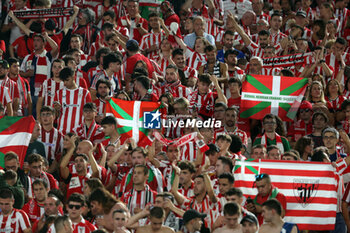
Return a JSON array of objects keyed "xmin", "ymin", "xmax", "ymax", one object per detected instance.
[
  {"xmin": 203, "ymin": 172, "xmax": 217, "ymax": 203},
  {"xmin": 12, "ymin": 98, "xmax": 19, "ymax": 116},
  {"xmin": 6, "ymin": 102, "xmax": 13, "ymax": 116},
  {"xmin": 229, "ymin": 12, "xmax": 252, "ymax": 47},
  {"xmin": 210, "ymin": 74, "xmax": 227, "ymax": 104},
  {"xmin": 8, "ymin": 11, "xmax": 31, "ymax": 36},
  {"xmin": 174, "ymin": 35, "xmax": 188, "ymax": 52},
  {"xmin": 98, "ymin": 144, "xmax": 107, "ymax": 167},
  {"xmin": 43, "ymin": 32, "xmax": 58, "ymax": 58},
  {"xmin": 170, "ymin": 165, "xmax": 187, "ymax": 206},
  {"xmin": 62, "ymin": 6, "xmax": 79, "ymax": 35},
  {"xmin": 88, "ymin": 145, "xmax": 100, "ymax": 178},
  {"xmin": 60, "ymin": 136, "xmax": 77, "ymax": 179},
  {"xmin": 182, "ymin": 0, "xmax": 193, "ymax": 12},
  {"xmin": 125, "ymin": 206, "xmax": 150, "ymax": 229}
]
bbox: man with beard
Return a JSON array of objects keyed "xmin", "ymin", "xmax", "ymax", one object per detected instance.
[
  {"xmin": 172, "ymin": 172, "xmax": 221, "ymax": 230},
  {"xmin": 0, "ymin": 59, "xmax": 19, "ymax": 115},
  {"xmin": 94, "ymin": 79, "xmax": 111, "ymax": 123},
  {"xmin": 121, "ymin": 164, "xmax": 158, "ymax": 215},
  {"xmin": 225, "ymin": 50, "xmax": 245, "ymax": 81},
  {"xmin": 253, "ymin": 114, "xmax": 290, "ymax": 153},
  {"xmin": 177, "ymin": 161, "xmax": 195, "ymax": 198},
  {"xmin": 259, "ymin": 199, "xmax": 298, "ymax": 233},
  {"xmin": 133, "ymin": 76, "xmax": 159, "ymax": 101},
  {"xmin": 199, "ymin": 45, "xmax": 228, "ymax": 81},
  {"xmin": 0, "ymin": 188, "xmax": 31, "ymax": 233},
  {"xmin": 178, "ymin": 209, "xmax": 206, "ymax": 233},
  {"xmin": 7, "ymin": 58, "xmax": 31, "ymax": 116},
  {"xmin": 217, "ymin": 31, "xmax": 244, "ymax": 63},
  {"xmin": 160, "ymin": 64, "xmax": 191, "ymax": 99},
  {"xmin": 22, "ymin": 179, "xmax": 49, "ymax": 223},
  {"xmin": 248, "ymin": 57, "xmax": 263, "ymax": 75},
  {"xmin": 172, "ymin": 48, "xmax": 198, "ymax": 87},
  {"xmin": 214, "ymin": 108, "xmax": 248, "ymax": 147},
  {"xmin": 60, "ymin": 137, "xmax": 100, "ymax": 198}
]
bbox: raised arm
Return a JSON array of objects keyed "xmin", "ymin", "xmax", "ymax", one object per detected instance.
[
  {"xmin": 43, "ymin": 32, "xmax": 58, "ymax": 58},
  {"xmin": 60, "ymin": 136, "xmax": 77, "ymax": 179},
  {"xmin": 203, "ymin": 172, "xmax": 217, "ymax": 203},
  {"xmin": 229, "ymin": 12, "xmax": 252, "ymax": 47},
  {"xmin": 174, "ymin": 35, "xmax": 188, "ymax": 52},
  {"xmin": 62, "ymin": 6, "xmax": 79, "ymax": 35},
  {"xmin": 7, "ymin": 11, "xmax": 31, "ymax": 36},
  {"xmin": 88, "ymin": 144, "xmax": 100, "ymax": 178},
  {"xmin": 170, "ymin": 165, "xmax": 187, "ymax": 206},
  {"xmin": 210, "ymin": 74, "xmax": 227, "ymax": 104}
]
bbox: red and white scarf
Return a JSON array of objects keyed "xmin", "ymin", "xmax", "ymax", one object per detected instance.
[{"xmin": 261, "ymin": 133, "xmax": 284, "ymax": 153}]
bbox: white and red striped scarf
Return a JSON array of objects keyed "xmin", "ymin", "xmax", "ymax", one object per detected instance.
[
  {"xmin": 123, "ymin": 185, "xmax": 156, "ymax": 215},
  {"xmin": 74, "ymin": 121, "xmax": 104, "ymax": 143},
  {"xmin": 261, "ymin": 133, "xmax": 284, "ymax": 153},
  {"xmin": 0, "ymin": 77, "xmax": 18, "ymax": 100}
]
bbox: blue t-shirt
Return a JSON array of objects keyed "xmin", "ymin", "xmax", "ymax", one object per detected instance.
[{"xmin": 216, "ymin": 49, "xmax": 245, "ymax": 63}]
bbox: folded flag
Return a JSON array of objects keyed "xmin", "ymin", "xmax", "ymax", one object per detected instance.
[
  {"xmin": 0, "ymin": 116, "xmax": 35, "ymax": 168},
  {"xmin": 240, "ymin": 75, "xmax": 308, "ymax": 121},
  {"xmin": 234, "ymin": 159, "xmax": 338, "ymax": 231}
]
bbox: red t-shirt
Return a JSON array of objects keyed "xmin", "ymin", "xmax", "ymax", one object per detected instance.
[
  {"xmin": 11, "ymin": 36, "xmax": 34, "ymax": 59},
  {"xmin": 125, "ymin": 53, "xmax": 154, "ymax": 78}
]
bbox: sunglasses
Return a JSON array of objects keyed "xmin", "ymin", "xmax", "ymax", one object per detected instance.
[
  {"xmin": 255, "ymin": 174, "xmax": 268, "ymax": 181},
  {"xmin": 68, "ymin": 204, "xmax": 82, "ymax": 210}
]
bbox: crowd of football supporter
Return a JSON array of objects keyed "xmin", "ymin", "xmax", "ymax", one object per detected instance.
[{"xmin": 1, "ymin": 0, "xmax": 350, "ymax": 232}]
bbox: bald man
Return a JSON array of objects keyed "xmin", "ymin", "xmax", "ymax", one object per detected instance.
[{"xmin": 60, "ymin": 137, "xmax": 100, "ymax": 198}]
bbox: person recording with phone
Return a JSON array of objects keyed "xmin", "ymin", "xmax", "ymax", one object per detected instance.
[{"xmin": 245, "ymin": 173, "xmax": 286, "ymax": 226}]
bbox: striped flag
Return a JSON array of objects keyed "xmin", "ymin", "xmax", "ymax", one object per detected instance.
[
  {"xmin": 240, "ymin": 75, "xmax": 308, "ymax": 121},
  {"xmin": 234, "ymin": 159, "xmax": 338, "ymax": 231},
  {"xmin": 106, "ymin": 98, "xmax": 163, "ymax": 145},
  {"xmin": 0, "ymin": 116, "xmax": 35, "ymax": 168}
]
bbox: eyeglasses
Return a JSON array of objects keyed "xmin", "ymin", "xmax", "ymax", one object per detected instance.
[
  {"xmin": 68, "ymin": 204, "xmax": 82, "ymax": 210},
  {"xmin": 255, "ymin": 174, "xmax": 268, "ymax": 181},
  {"xmin": 300, "ymin": 109, "xmax": 310, "ymax": 113}
]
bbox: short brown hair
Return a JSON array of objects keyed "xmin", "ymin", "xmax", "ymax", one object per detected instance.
[
  {"xmin": 27, "ymin": 153, "xmax": 44, "ymax": 165},
  {"xmin": 4, "ymin": 152, "xmax": 19, "ymax": 162}
]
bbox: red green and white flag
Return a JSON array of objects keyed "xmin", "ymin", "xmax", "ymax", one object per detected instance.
[
  {"xmin": 234, "ymin": 159, "xmax": 338, "ymax": 231},
  {"xmin": 0, "ymin": 116, "xmax": 35, "ymax": 168},
  {"xmin": 240, "ymin": 75, "xmax": 308, "ymax": 121},
  {"xmin": 106, "ymin": 98, "xmax": 164, "ymax": 145}
]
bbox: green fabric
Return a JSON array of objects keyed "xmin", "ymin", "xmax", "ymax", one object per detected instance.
[
  {"xmin": 253, "ymin": 187, "xmax": 280, "ymax": 205},
  {"xmin": 253, "ymin": 136, "xmax": 290, "ymax": 152},
  {"xmin": 0, "ymin": 174, "xmax": 25, "ymax": 209}
]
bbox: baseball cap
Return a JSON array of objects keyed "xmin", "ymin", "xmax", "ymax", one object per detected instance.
[
  {"xmin": 126, "ymin": 39, "xmax": 139, "ymax": 52},
  {"xmin": 240, "ymin": 214, "xmax": 258, "ymax": 225},
  {"xmin": 183, "ymin": 209, "xmax": 207, "ymax": 224},
  {"xmin": 299, "ymin": 100, "xmax": 313, "ymax": 110},
  {"xmin": 296, "ymin": 10, "xmax": 307, "ymax": 18},
  {"xmin": 0, "ymin": 60, "xmax": 9, "ymax": 69}
]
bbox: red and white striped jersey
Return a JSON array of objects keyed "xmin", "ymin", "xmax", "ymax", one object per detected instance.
[
  {"xmin": 185, "ymin": 47, "xmax": 207, "ymax": 70},
  {"xmin": 39, "ymin": 79, "xmax": 64, "ymax": 107},
  {"xmin": 160, "ymin": 82, "xmax": 192, "ymax": 99},
  {"xmin": 75, "ymin": 71, "xmax": 89, "ymax": 90},
  {"xmin": 213, "ymin": 0, "xmax": 224, "ymax": 18},
  {"xmin": 325, "ymin": 52, "xmax": 350, "ymax": 84},
  {"xmin": 28, "ymin": 172, "xmax": 59, "ymax": 191},
  {"xmin": 0, "ymin": 77, "xmax": 19, "ymax": 101},
  {"xmin": 0, "ymin": 85, "xmax": 12, "ymax": 107},
  {"xmin": 228, "ymin": 67, "xmax": 245, "ymax": 80},
  {"xmin": 93, "ymin": 98, "xmax": 107, "ymax": 119},
  {"xmin": 87, "ymin": 66, "xmax": 102, "ymax": 85},
  {"xmin": 74, "ymin": 121, "xmax": 105, "ymax": 144},
  {"xmin": 336, "ymin": 8, "xmax": 350, "ymax": 36},
  {"xmin": 0, "ymin": 209, "xmax": 31, "ymax": 233},
  {"xmin": 9, "ymin": 76, "xmax": 30, "ymax": 114},
  {"xmin": 78, "ymin": 53, "xmax": 90, "ymax": 70},
  {"xmin": 189, "ymin": 5, "xmax": 211, "ymax": 19},
  {"xmin": 269, "ymin": 30, "xmax": 287, "ymax": 46},
  {"xmin": 298, "ymin": 7, "xmax": 315, "ymax": 22},
  {"xmin": 325, "ymin": 95, "xmax": 347, "ymax": 112},
  {"xmin": 183, "ymin": 66, "xmax": 198, "ymax": 80},
  {"xmin": 204, "ymin": 18, "xmax": 220, "ymax": 36},
  {"xmin": 21, "ymin": 50, "xmax": 53, "ymax": 96},
  {"xmin": 156, "ymin": 56, "xmax": 171, "ymax": 73},
  {"xmin": 121, "ymin": 185, "xmax": 157, "ymax": 215},
  {"xmin": 159, "ymin": 161, "xmax": 175, "ymax": 192},
  {"xmin": 255, "ymin": 12, "xmax": 270, "ymax": 23},
  {"xmin": 54, "ymin": 87, "xmax": 92, "ymax": 135},
  {"xmin": 72, "ymin": 218, "xmax": 97, "ymax": 233},
  {"xmin": 182, "ymin": 195, "xmax": 221, "ymax": 229},
  {"xmin": 180, "ymin": 141, "xmax": 198, "ymax": 162},
  {"xmin": 213, "ymin": 126, "xmax": 248, "ymax": 146},
  {"xmin": 178, "ymin": 181, "xmax": 195, "ymax": 199},
  {"xmin": 188, "ymin": 91, "xmax": 217, "ymax": 118},
  {"xmin": 39, "ymin": 127, "xmax": 64, "ymax": 162},
  {"xmin": 94, "ymin": 4, "xmax": 120, "ymax": 28},
  {"xmin": 140, "ymin": 31, "xmax": 166, "ymax": 59},
  {"xmin": 21, "ymin": 199, "xmax": 44, "ymax": 223}
]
